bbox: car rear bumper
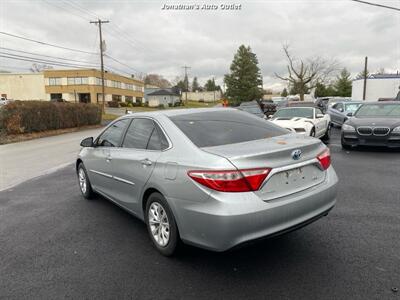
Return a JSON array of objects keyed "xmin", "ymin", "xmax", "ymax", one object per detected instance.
[
  {"xmin": 342, "ymin": 132, "xmax": 400, "ymax": 148},
  {"xmin": 169, "ymin": 167, "xmax": 338, "ymax": 251}
]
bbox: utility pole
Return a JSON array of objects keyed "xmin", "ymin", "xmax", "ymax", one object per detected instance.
[
  {"xmin": 90, "ymin": 19, "xmax": 109, "ymax": 113},
  {"xmin": 362, "ymin": 56, "xmax": 368, "ymax": 101},
  {"xmin": 182, "ymin": 65, "xmax": 190, "ymax": 104}
]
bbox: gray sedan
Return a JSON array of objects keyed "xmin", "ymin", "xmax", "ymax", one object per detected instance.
[
  {"xmin": 327, "ymin": 101, "xmax": 363, "ymax": 127},
  {"xmin": 76, "ymin": 108, "xmax": 338, "ymax": 255}
]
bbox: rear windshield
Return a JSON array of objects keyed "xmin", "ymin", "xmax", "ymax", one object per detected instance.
[
  {"xmin": 355, "ymin": 104, "xmax": 400, "ymax": 117},
  {"xmin": 169, "ymin": 110, "xmax": 288, "ymax": 148}
]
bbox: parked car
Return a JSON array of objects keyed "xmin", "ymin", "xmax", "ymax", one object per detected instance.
[
  {"xmin": 236, "ymin": 100, "xmax": 266, "ymax": 118},
  {"xmin": 327, "ymin": 101, "xmax": 363, "ymax": 127},
  {"xmin": 270, "ymin": 107, "xmax": 331, "ymax": 140},
  {"xmin": 272, "ymin": 97, "xmax": 289, "ymax": 108},
  {"xmin": 260, "ymin": 100, "xmax": 277, "ymax": 116},
  {"xmin": 0, "ymin": 97, "xmax": 9, "ymax": 106},
  {"xmin": 77, "ymin": 108, "xmax": 338, "ymax": 255},
  {"xmin": 341, "ymin": 102, "xmax": 400, "ymax": 149},
  {"xmin": 314, "ymin": 97, "xmax": 330, "ymax": 113}
]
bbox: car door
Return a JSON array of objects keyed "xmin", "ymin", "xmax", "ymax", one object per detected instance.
[
  {"xmin": 314, "ymin": 108, "xmax": 327, "ymax": 137},
  {"xmin": 84, "ymin": 118, "xmax": 131, "ymax": 197},
  {"xmin": 110, "ymin": 118, "xmax": 169, "ymax": 213},
  {"xmin": 332, "ymin": 103, "xmax": 344, "ymax": 125}
]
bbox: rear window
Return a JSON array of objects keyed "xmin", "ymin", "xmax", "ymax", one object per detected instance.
[{"xmin": 169, "ymin": 110, "xmax": 288, "ymax": 147}]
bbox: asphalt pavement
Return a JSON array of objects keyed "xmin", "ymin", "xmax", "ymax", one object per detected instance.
[
  {"xmin": 0, "ymin": 128, "xmax": 399, "ymax": 299},
  {"xmin": 0, "ymin": 128, "xmax": 102, "ymax": 191}
]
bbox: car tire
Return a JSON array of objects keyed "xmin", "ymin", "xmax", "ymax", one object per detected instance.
[
  {"xmin": 322, "ymin": 123, "xmax": 331, "ymax": 140},
  {"xmin": 145, "ymin": 192, "xmax": 180, "ymax": 256},
  {"xmin": 77, "ymin": 162, "xmax": 94, "ymax": 199},
  {"xmin": 310, "ymin": 127, "xmax": 316, "ymax": 137}
]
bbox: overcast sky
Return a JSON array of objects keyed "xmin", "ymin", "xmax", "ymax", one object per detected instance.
[{"xmin": 1, "ymin": 0, "xmax": 399, "ymax": 91}]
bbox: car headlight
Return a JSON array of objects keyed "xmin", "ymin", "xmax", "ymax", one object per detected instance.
[
  {"xmin": 392, "ymin": 126, "xmax": 400, "ymax": 134},
  {"xmin": 342, "ymin": 124, "xmax": 356, "ymax": 132}
]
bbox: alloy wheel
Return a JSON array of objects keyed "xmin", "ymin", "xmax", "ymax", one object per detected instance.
[
  {"xmin": 148, "ymin": 202, "xmax": 170, "ymax": 247},
  {"xmin": 78, "ymin": 168, "xmax": 87, "ymax": 194}
]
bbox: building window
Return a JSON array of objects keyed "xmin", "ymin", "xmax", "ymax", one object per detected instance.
[
  {"xmin": 126, "ymin": 83, "xmax": 133, "ymax": 90},
  {"xmin": 67, "ymin": 77, "xmax": 88, "ymax": 85},
  {"xmin": 112, "ymin": 95, "xmax": 122, "ymax": 102},
  {"xmin": 49, "ymin": 78, "xmax": 61, "ymax": 85}
]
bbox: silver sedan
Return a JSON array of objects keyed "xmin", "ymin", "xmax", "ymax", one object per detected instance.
[{"xmin": 76, "ymin": 108, "xmax": 338, "ymax": 255}]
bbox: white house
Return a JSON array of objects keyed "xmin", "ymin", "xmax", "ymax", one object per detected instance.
[
  {"xmin": 352, "ymin": 74, "xmax": 400, "ymax": 101},
  {"xmin": 147, "ymin": 89, "xmax": 180, "ymax": 107}
]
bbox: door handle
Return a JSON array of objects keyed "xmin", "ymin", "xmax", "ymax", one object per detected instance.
[{"xmin": 140, "ymin": 159, "xmax": 152, "ymax": 166}]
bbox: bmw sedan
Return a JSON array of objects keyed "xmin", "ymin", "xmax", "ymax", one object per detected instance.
[
  {"xmin": 77, "ymin": 108, "xmax": 338, "ymax": 255},
  {"xmin": 341, "ymin": 102, "xmax": 400, "ymax": 149}
]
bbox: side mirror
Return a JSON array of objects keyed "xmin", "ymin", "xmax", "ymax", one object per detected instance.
[
  {"xmin": 338, "ymin": 108, "xmax": 344, "ymax": 112},
  {"xmin": 80, "ymin": 137, "xmax": 94, "ymax": 147},
  {"xmin": 316, "ymin": 113, "xmax": 324, "ymax": 118},
  {"xmin": 346, "ymin": 112, "xmax": 353, "ymax": 117},
  {"xmin": 268, "ymin": 115, "xmax": 274, "ymax": 119}
]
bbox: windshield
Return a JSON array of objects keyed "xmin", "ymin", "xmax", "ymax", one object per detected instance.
[
  {"xmin": 344, "ymin": 103, "xmax": 362, "ymax": 113},
  {"xmin": 274, "ymin": 108, "xmax": 314, "ymax": 119},
  {"xmin": 169, "ymin": 110, "xmax": 287, "ymax": 147},
  {"xmin": 355, "ymin": 104, "xmax": 400, "ymax": 117}
]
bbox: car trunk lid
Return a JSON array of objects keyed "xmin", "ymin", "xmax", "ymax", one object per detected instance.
[{"xmin": 202, "ymin": 134, "xmax": 327, "ymax": 201}]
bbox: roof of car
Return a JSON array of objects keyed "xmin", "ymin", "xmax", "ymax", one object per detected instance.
[{"xmin": 120, "ymin": 107, "xmax": 235, "ymax": 119}]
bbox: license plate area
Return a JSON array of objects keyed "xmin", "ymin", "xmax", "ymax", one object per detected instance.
[{"xmin": 257, "ymin": 164, "xmax": 325, "ymax": 201}]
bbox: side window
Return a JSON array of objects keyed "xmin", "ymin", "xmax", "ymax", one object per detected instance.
[
  {"xmin": 122, "ymin": 119, "xmax": 169, "ymax": 150},
  {"xmin": 123, "ymin": 119, "xmax": 155, "ymax": 149},
  {"xmin": 96, "ymin": 119, "xmax": 130, "ymax": 147},
  {"xmin": 315, "ymin": 108, "xmax": 323, "ymax": 116},
  {"xmin": 336, "ymin": 103, "xmax": 344, "ymax": 111},
  {"xmin": 147, "ymin": 123, "xmax": 169, "ymax": 150}
]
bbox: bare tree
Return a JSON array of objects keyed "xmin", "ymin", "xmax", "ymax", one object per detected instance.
[
  {"xmin": 275, "ymin": 44, "xmax": 338, "ymax": 100},
  {"xmin": 30, "ymin": 63, "xmax": 53, "ymax": 73},
  {"xmin": 144, "ymin": 73, "xmax": 171, "ymax": 88}
]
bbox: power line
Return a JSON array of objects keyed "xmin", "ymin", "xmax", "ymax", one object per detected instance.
[
  {"xmin": 350, "ymin": 0, "xmax": 400, "ymax": 11},
  {"xmin": 0, "ymin": 52, "xmax": 98, "ymax": 68},
  {"xmin": 0, "ymin": 47, "xmax": 98, "ymax": 65},
  {"xmin": 0, "ymin": 31, "xmax": 98, "ymax": 55},
  {"xmin": 0, "ymin": 53, "xmax": 99, "ymax": 69},
  {"xmin": 105, "ymin": 54, "xmax": 144, "ymax": 75}
]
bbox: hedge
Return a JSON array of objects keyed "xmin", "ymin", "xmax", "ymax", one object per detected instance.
[{"xmin": 0, "ymin": 101, "xmax": 102, "ymax": 134}]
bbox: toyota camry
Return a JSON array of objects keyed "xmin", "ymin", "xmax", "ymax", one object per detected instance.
[{"xmin": 76, "ymin": 108, "xmax": 338, "ymax": 255}]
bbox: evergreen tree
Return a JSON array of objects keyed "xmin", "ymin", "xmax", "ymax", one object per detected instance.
[
  {"xmin": 334, "ymin": 68, "xmax": 352, "ymax": 97},
  {"xmin": 224, "ymin": 45, "xmax": 263, "ymax": 106},
  {"xmin": 192, "ymin": 77, "xmax": 200, "ymax": 92},
  {"xmin": 281, "ymin": 88, "xmax": 288, "ymax": 97},
  {"xmin": 205, "ymin": 78, "xmax": 217, "ymax": 91},
  {"xmin": 183, "ymin": 74, "xmax": 189, "ymax": 92}
]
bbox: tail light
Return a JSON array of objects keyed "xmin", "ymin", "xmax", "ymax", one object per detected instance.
[
  {"xmin": 187, "ymin": 168, "xmax": 271, "ymax": 192},
  {"xmin": 317, "ymin": 148, "xmax": 331, "ymax": 170}
]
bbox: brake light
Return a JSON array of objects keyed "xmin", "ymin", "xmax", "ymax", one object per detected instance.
[
  {"xmin": 317, "ymin": 148, "xmax": 331, "ymax": 170},
  {"xmin": 187, "ymin": 168, "xmax": 271, "ymax": 192}
]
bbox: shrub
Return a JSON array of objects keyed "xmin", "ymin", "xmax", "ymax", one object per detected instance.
[
  {"xmin": 0, "ymin": 101, "xmax": 102, "ymax": 134},
  {"xmin": 108, "ymin": 101, "xmax": 119, "ymax": 108},
  {"xmin": 168, "ymin": 103, "xmax": 173, "ymax": 107},
  {"xmin": 119, "ymin": 102, "xmax": 128, "ymax": 107},
  {"xmin": 157, "ymin": 104, "xmax": 165, "ymax": 109},
  {"xmin": 144, "ymin": 102, "xmax": 149, "ymax": 107},
  {"xmin": 132, "ymin": 101, "xmax": 142, "ymax": 107}
]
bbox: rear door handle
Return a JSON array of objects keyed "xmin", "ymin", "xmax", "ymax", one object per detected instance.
[{"xmin": 140, "ymin": 159, "xmax": 152, "ymax": 166}]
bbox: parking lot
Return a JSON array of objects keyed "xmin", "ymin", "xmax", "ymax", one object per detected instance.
[{"xmin": 0, "ymin": 128, "xmax": 399, "ymax": 299}]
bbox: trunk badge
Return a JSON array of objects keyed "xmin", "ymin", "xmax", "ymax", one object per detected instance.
[{"xmin": 291, "ymin": 149, "xmax": 302, "ymax": 160}]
